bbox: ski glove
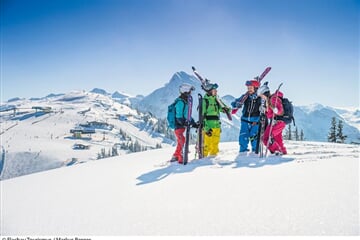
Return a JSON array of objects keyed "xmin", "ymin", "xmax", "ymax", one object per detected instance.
[
  {"xmin": 205, "ymin": 128, "xmax": 213, "ymax": 137},
  {"xmin": 191, "ymin": 121, "xmax": 200, "ymax": 128},
  {"xmin": 176, "ymin": 117, "xmax": 186, "ymax": 127},
  {"xmin": 273, "ymin": 107, "xmax": 279, "ymax": 114},
  {"xmin": 222, "ymin": 107, "xmax": 230, "ymax": 113},
  {"xmin": 259, "ymin": 105, "xmax": 266, "ymax": 113},
  {"xmin": 231, "ymin": 100, "xmax": 242, "ymax": 109}
]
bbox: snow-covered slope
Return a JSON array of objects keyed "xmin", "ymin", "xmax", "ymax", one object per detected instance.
[
  {"xmin": 0, "ymin": 90, "xmax": 172, "ymax": 180},
  {"xmin": 1, "ymin": 141, "xmax": 358, "ymax": 235}
]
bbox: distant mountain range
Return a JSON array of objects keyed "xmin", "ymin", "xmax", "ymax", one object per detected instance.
[{"xmin": 2, "ymin": 71, "xmax": 360, "ymax": 144}]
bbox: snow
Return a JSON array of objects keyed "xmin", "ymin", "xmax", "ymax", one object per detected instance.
[
  {"xmin": 331, "ymin": 106, "xmax": 360, "ymax": 130},
  {"xmin": 1, "ymin": 141, "xmax": 359, "ymax": 235},
  {"xmin": 0, "ymin": 90, "xmax": 172, "ymax": 180}
]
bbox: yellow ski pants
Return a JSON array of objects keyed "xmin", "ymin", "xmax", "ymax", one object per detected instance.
[{"xmin": 203, "ymin": 128, "xmax": 221, "ymax": 157}]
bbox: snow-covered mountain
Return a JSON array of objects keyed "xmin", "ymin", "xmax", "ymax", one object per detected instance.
[
  {"xmin": 2, "ymin": 141, "xmax": 359, "ymax": 235},
  {"xmin": 90, "ymin": 87, "xmax": 144, "ymax": 106},
  {"xmin": 135, "ymin": 71, "xmax": 240, "ymax": 142},
  {"xmin": 0, "ymin": 90, "xmax": 172, "ymax": 180},
  {"xmin": 136, "ymin": 71, "xmax": 202, "ymax": 118},
  {"xmin": 136, "ymin": 71, "xmax": 360, "ymax": 143},
  {"xmin": 295, "ymin": 104, "xmax": 360, "ymax": 143}
]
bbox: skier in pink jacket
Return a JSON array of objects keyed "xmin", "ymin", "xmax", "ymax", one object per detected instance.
[{"xmin": 262, "ymin": 90, "xmax": 287, "ymax": 155}]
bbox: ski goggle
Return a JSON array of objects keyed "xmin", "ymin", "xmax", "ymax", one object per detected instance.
[{"xmin": 208, "ymin": 83, "xmax": 218, "ymax": 90}]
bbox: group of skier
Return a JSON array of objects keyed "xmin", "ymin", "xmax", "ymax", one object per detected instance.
[{"xmin": 169, "ymin": 67, "xmax": 289, "ymax": 165}]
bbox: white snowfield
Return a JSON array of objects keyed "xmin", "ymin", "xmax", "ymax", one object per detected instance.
[
  {"xmin": 0, "ymin": 91, "xmax": 172, "ymax": 179},
  {"xmin": 1, "ymin": 141, "xmax": 359, "ymax": 236}
]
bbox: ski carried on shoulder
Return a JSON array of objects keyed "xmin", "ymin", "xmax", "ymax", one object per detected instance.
[
  {"xmin": 231, "ymin": 67, "xmax": 271, "ymax": 114},
  {"xmin": 215, "ymin": 96, "xmax": 232, "ymax": 121},
  {"xmin": 192, "ymin": 66, "xmax": 232, "ymax": 121}
]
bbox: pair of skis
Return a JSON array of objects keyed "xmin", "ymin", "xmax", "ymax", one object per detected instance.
[
  {"xmin": 195, "ymin": 93, "xmax": 204, "ymax": 159},
  {"xmin": 182, "ymin": 94, "xmax": 193, "ymax": 165},
  {"xmin": 255, "ymin": 83, "xmax": 268, "ymax": 157}
]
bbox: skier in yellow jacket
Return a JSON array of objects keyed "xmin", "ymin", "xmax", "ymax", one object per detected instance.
[{"xmin": 202, "ymin": 83, "xmax": 230, "ymax": 157}]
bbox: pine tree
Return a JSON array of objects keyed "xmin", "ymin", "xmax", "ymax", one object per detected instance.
[
  {"xmin": 328, "ymin": 117, "xmax": 337, "ymax": 143},
  {"xmin": 300, "ymin": 129, "xmax": 304, "ymax": 141},
  {"xmin": 112, "ymin": 146, "xmax": 118, "ymax": 156},
  {"xmin": 336, "ymin": 120, "xmax": 347, "ymax": 143},
  {"xmin": 288, "ymin": 124, "xmax": 292, "ymax": 140},
  {"xmin": 295, "ymin": 127, "xmax": 299, "ymax": 141},
  {"xmin": 283, "ymin": 126, "xmax": 289, "ymax": 140}
]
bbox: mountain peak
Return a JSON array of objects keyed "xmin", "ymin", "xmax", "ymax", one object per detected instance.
[
  {"xmin": 7, "ymin": 97, "xmax": 23, "ymax": 103},
  {"xmin": 299, "ymin": 103, "xmax": 325, "ymax": 113},
  {"xmin": 170, "ymin": 71, "xmax": 186, "ymax": 82},
  {"xmin": 112, "ymin": 91, "xmax": 131, "ymax": 99},
  {"xmin": 90, "ymin": 88, "xmax": 109, "ymax": 95}
]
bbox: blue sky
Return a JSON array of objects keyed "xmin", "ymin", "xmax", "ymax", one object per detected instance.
[{"xmin": 1, "ymin": 0, "xmax": 359, "ymax": 107}]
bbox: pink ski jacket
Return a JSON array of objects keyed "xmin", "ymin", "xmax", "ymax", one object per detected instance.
[{"xmin": 266, "ymin": 91, "xmax": 284, "ymax": 119}]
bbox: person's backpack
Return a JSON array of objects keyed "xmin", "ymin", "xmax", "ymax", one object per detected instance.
[
  {"xmin": 167, "ymin": 98, "xmax": 185, "ymax": 129},
  {"xmin": 276, "ymin": 97, "xmax": 295, "ymax": 125}
]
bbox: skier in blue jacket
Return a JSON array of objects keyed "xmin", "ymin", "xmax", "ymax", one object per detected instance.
[{"xmin": 231, "ymin": 80, "xmax": 262, "ymax": 154}]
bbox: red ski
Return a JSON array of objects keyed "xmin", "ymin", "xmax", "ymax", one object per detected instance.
[{"xmin": 231, "ymin": 67, "xmax": 271, "ymax": 114}]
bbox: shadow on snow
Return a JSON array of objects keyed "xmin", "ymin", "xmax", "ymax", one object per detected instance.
[{"xmin": 136, "ymin": 155, "xmax": 295, "ymax": 186}]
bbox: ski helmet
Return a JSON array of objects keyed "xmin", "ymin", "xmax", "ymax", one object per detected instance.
[
  {"xmin": 179, "ymin": 83, "xmax": 195, "ymax": 94},
  {"xmin": 245, "ymin": 80, "xmax": 260, "ymax": 88},
  {"xmin": 257, "ymin": 82, "xmax": 270, "ymax": 95}
]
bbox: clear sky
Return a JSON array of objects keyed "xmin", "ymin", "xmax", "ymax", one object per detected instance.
[{"xmin": 1, "ymin": 0, "xmax": 359, "ymax": 107}]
